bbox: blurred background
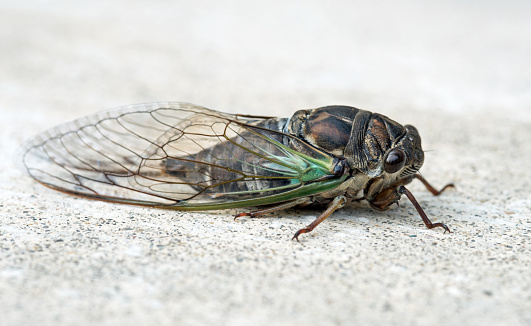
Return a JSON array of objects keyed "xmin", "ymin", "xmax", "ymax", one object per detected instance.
[{"xmin": 2, "ymin": 0, "xmax": 530, "ymax": 126}]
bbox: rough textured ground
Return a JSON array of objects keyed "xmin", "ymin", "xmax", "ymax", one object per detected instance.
[{"xmin": 1, "ymin": 1, "xmax": 530, "ymax": 325}]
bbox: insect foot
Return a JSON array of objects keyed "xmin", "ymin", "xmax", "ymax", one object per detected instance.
[
  {"xmin": 291, "ymin": 195, "xmax": 347, "ymax": 242},
  {"xmin": 398, "ymin": 186, "xmax": 452, "ymax": 233}
]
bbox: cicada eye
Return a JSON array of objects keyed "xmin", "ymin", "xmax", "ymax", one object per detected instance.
[{"xmin": 384, "ymin": 148, "xmax": 406, "ymax": 173}]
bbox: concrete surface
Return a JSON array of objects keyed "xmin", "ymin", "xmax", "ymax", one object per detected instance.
[{"xmin": 1, "ymin": 1, "xmax": 530, "ymax": 325}]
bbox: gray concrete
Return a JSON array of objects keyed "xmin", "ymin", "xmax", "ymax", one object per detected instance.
[{"xmin": 1, "ymin": 1, "xmax": 530, "ymax": 325}]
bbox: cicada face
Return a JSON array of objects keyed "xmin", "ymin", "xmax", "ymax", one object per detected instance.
[{"xmin": 362, "ymin": 123, "xmax": 426, "ymax": 210}]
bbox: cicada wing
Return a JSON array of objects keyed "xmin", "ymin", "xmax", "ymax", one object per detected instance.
[{"xmin": 21, "ymin": 102, "xmax": 342, "ymax": 209}]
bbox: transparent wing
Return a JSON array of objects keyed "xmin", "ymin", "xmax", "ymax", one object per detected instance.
[{"xmin": 21, "ymin": 102, "xmax": 344, "ymax": 209}]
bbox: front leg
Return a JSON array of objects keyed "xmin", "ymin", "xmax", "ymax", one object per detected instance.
[
  {"xmin": 367, "ymin": 175, "xmax": 452, "ymax": 233},
  {"xmin": 398, "ymin": 186, "xmax": 451, "ymax": 233}
]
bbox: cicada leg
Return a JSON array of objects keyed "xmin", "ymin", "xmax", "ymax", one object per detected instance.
[
  {"xmin": 234, "ymin": 197, "xmax": 312, "ymax": 219},
  {"xmin": 398, "ymin": 186, "xmax": 451, "ymax": 233},
  {"xmin": 412, "ymin": 173, "xmax": 454, "ymax": 196},
  {"xmin": 292, "ymin": 195, "xmax": 347, "ymax": 241}
]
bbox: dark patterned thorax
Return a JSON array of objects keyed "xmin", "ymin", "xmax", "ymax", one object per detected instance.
[
  {"xmin": 287, "ymin": 106, "xmax": 358, "ymax": 156},
  {"xmin": 288, "ymin": 106, "xmax": 407, "ymax": 175}
]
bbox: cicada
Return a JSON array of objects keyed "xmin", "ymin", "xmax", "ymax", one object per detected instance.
[{"xmin": 21, "ymin": 102, "xmax": 453, "ymax": 240}]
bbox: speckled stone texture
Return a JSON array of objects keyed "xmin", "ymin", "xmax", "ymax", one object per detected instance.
[{"xmin": 1, "ymin": 1, "xmax": 530, "ymax": 325}]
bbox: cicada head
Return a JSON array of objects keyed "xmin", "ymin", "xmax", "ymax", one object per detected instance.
[{"xmin": 358, "ymin": 117, "xmax": 426, "ymax": 209}]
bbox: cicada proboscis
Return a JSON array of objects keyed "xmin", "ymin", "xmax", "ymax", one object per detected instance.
[{"xmin": 20, "ymin": 102, "xmax": 454, "ymax": 240}]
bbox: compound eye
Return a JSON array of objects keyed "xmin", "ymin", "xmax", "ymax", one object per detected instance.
[{"xmin": 384, "ymin": 148, "xmax": 406, "ymax": 173}]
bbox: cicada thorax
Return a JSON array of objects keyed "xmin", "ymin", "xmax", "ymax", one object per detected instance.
[{"xmin": 286, "ymin": 106, "xmax": 357, "ymax": 157}]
